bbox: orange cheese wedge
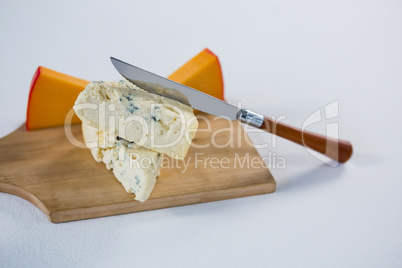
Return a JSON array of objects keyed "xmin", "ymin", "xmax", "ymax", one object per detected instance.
[
  {"xmin": 26, "ymin": 67, "xmax": 89, "ymax": 130},
  {"xmin": 26, "ymin": 48, "xmax": 224, "ymax": 130},
  {"xmin": 168, "ymin": 48, "xmax": 224, "ymax": 101}
]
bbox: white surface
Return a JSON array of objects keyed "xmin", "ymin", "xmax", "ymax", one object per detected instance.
[{"xmin": 0, "ymin": 0, "xmax": 401, "ymax": 267}]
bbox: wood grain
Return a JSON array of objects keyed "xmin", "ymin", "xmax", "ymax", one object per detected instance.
[
  {"xmin": 260, "ymin": 116, "xmax": 353, "ymax": 163},
  {"xmin": 0, "ymin": 113, "xmax": 275, "ymax": 223}
]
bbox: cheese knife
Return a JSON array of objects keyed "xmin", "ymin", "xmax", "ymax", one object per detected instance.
[{"xmin": 111, "ymin": 57, "xmax": 353, "ymax": 163}]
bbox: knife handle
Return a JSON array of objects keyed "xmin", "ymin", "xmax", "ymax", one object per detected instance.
[
  {"xmin": 237, "ymin": 109, "xmax": 353, "ymax": 163},
  {"xmin": 259, "ymin": 116, "xmax": 353, "ymax": 163}
]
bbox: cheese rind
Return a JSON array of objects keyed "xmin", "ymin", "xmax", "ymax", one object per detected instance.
[
  {"xmin": 75, "ymin": 80, "xmax": 198, "ymax": 160},
  {"xmin": 82, "ymin": 123, "xmax": 161, "ymax": 202},
  {"xmin": 26, "ymin": 66, "xmax": 89, "ymax": 130}
]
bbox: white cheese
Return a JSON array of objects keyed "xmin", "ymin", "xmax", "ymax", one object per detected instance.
[
  {"xmin": 110, "ymin": 141, "xmax": 161, "ymax": 202},
  {"xmin": 82, "ymin": 123, "xmax": 161, "ymax": 202},
  {"xmin": 81, "ymin": 121, "xmax": 116, "ymax": 164},
  {"xmin": 74, "ymin": 80, "xmax": 198, "ymax": 160}
]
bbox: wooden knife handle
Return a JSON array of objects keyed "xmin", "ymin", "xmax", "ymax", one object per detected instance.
[{"xmin": 260, "ymin": 116, "xmax": 353, "ymax": 163}]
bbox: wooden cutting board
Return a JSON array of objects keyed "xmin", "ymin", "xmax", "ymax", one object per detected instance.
[{"xmin": 0, "ymin": 113, "xmax": 275, "ymax": 223}]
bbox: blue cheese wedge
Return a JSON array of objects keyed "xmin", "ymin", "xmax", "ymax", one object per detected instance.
[
  {"xmin": 74, "ymin": 80, "xmax": 198, "ymax": 160},
  {"xmin": 82, "ymin": 123, "xmax": 161, "ymax": 202},
  {"xmin": 81, "ymin": 121, "xmax": 116, "ymax": 166}
]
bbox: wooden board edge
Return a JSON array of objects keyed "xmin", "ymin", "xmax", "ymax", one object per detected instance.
[
  {"xmin": 49, "ymin": 179, "xmax": 276, "ymax": 223},
  {"xmin": 0, "ymin": 182, "xmax": 52, "ymax": 222},
  {"xmin": 0, "ymin": 124, "xmax": 25, "ymax": 143}
]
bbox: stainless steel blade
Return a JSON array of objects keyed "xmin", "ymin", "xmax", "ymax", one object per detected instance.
[{"xmin": 110, "ymin": 57, "xmax": 240, "ymax": 120}]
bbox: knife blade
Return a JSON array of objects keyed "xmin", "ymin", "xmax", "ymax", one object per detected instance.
[
  {"xmin": 110, "ymin": 57, "xmax": 353, "ymax": 163},
  {"xmin": 110, "ymin": 57, "xmax": 241, "ymax": 121}
]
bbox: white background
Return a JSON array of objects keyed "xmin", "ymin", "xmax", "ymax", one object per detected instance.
[{"xmin": 1, "ymin": 0, "xmax": 401, "ymax": 267}]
